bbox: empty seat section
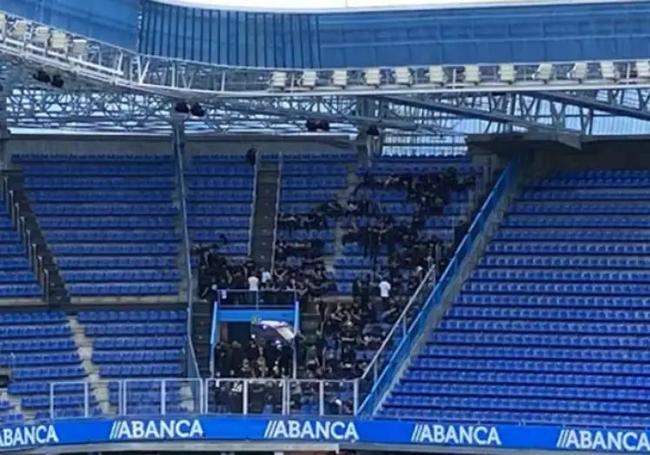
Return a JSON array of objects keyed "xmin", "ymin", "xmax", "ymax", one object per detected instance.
[
  {"xmin": 78, "ymin": 309, "xmax": 188, "ymax": 414},
  {"xmin": 0, "ymin": 311, "xmax": 95, "ymax": 419},
  {"xmin": 14, "ymin": 153, "xmax": 181, "ymax": 298},
  {"xmin": 0, "ymin": 193, "xmax": 41, "ymax": 299},
  {"xmin": 186, "ymin": 154, "xmax": 254, "ymax": 259},
  {"xmin": 379, "ymin": 169, "xmax": 650, "ymax": 427}
]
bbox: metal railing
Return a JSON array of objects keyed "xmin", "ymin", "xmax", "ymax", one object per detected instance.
[
  {"xmin": 247, "ymin": 151, "xmax": 260, "ymax": 257},
  {"xmin": 47, "ymin": 377, "xmax": 358, "ymax": 419},
  {"xmin": 358, "ymin": 265, "xmax": 437, "ymax": 405},
  {"xmin": 358, "ymin": 157, "xmax": 522, "ymax": 415},
  {"xmin": 215, "ymin": 289, "xmax": 298, "ymax": 309},
  {"xmin": 270, "ymin": 154, "xmax": 283, "ymax": 271},
  {"xmin": 172, "ymin": 120, "xmax": 200, "ymax": 380}
]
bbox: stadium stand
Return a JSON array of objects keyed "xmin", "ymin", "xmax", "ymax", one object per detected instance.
[
  {"xmin": 0, "ymin": 311, "xmax": 95, "ymax": 420},
  {"xmin": 78, "ymin": 309, "xmax": 191, "ymax": 415},
  {"xmin": 0, "ymin": 192, "xmax": 41, "ymax": 300},
  {"xmin": 186, "ymin": 153, "xmax": 255, "ymax": 259},
  {"xmin": 379, "ymin": 169, "xmax": 650, "ymax": 427},
  {"xmin": 12, "ymin": 153, "xmax": 182, "ymax": 301}
]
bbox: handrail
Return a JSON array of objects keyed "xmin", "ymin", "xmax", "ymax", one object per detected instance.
[
  {"xmin": 172, "ymin": 120, "xmax": 200, "ymax": 379},
  {"xmin": 270, "ymin": 154, "xmax": 283, "ymax": 271},
  {"xmin": 247, "ymin": 151, "xmax": 259, "ymax": 257},
  {"xmin": 360, "ymin": 264, "xmax": 436, "ymax": 382},
  {"xmin": 358, "ymin": 156, "xmax": 521, "ymax": 414}
]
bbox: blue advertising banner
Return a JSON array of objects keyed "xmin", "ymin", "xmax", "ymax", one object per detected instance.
[{"xmin": 1, "ymin": 416, "xmax": 650, "ymax": 453}]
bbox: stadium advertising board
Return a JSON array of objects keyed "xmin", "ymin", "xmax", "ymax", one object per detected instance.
[{"xmin": 2, "ymin": 416, "xmax": 650, "ymax": 452}]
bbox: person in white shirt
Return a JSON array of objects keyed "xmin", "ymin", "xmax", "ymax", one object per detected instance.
[
  {"xmin": 248, "ymin": 274, "xmax": 260, "ymax": 292},
  {"xmin": 378, "ymin": 277, "xmax": 392, "ymax": 319},
  {"xmin": 261, "ymin": 268, "xmax": 272, "ymax": 286}
]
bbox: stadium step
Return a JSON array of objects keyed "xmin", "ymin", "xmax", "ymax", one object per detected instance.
[{"xmin": 250, "ymin": 156, "xmax": 280, "ymax": 270}]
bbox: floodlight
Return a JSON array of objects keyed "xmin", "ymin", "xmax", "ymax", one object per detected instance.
[
  {"xmin": 428, "ymin": 66, "xmax": 445, "ymax": 85},
  {"xmin": 600, "ymin": 61, "xmax": 618, "ymax": 81},
  {"xmin": 364, "ymin": 68, "xmax": 381, "ymax": 86},
  {"xmin": 51, "ymin": 74, "xmax": 64, "ymax": 88},
  {"xmin": 535, "ymin": 63, "xmax": 553, "ymax": 82},
  {"xmin": 33, "ymin": 26, "xmax": 49, "ymax": 45},
  {"xmin": 12, "ymin": 20, "xmax": 28, "ymax": 39},
  {"xmin": 570, "ymin": 62, "xmax": 588, "ymax": 81},
  {"xmin": 190, "ymin": 103, "xmax": 205, "ymax": 117},
  {"xmin": 332, "ymin": 70, "xmax": 347, "ymax": 88},
  {"xmin": 300, "ymin": 70, "xmax": 317, "ymax": 88},
  {"xmin": 636, "ymin": 61, "xmax": 650, "ymax": 79},
  {"xmin": 71, "ymin": 39, "xmax": 87, "ymax": 58},
  {"xmin": 498, "ymin": 64, "xmax": 516, "ymax": 83},
  {"xmin": 394, "ymin": 67, "xmax": 413, "ymax": 85},
  {"xmin": 50, "ymin": 31, "xmax": 69, "ymax": 52},
  {"xmin": 464, "ymin": 65, "xmax": 481, "ymax": 84},
  {"xmin": 0, "ymin": 13, "xmax": 7, "ymax": 37},
  {"xmin": 270, "ymin": 71, "xmax": 287, "ymax": 89}
]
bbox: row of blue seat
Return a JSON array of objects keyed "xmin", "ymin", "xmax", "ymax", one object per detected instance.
[
  {"xmin": 420, "ymin": 345, "xmax": 650, "ymax": 361},
  {"xmin": 12, "ymin": 366, "xmax": 85, "ymax": 380},
  {"xmin": 494, "ymin": 229, "xmax": 650, "ymax": 241},
  {"xmin": 0, "ymin": 271, "xmax": 36, "ymax": 283},
  {"xmin": 463, "ymin": 281, "xmax": 650, "ymax": 295},
  {"xmin": 448, "ymin": 306, "xmax": 650, "ymax": 322},
  {"xmin": 68, "ymin": 283, "xmax": 177, "ymax": 296},
  {"xmin": 504, "ymin": 215, "xmax": 650, "ymax": 227},
  {"xmin": 85, "ymin": 323, "xmax": 186, "ymax": 336},
  {"xmin": 23, "ymin": 395, "xmax": 98, "ymax": 410},
  {"xmin": 99, "ymin": 364, "xmax": 183, "ymax": 378},
  {"xmin": 486, "ymin": 241, "xmax": 650, "ymax": 254},
  {"xmin": 46, "ymin": 230, "xmax": 179, "ymax": 243},
  {"xmin": 40, "ymin": 217, "xmax": 176, "ymax": 229},
  {"xmin": 188, "ymin": 218, "xmax": 249, "ymax": 228},
  {"xmin": 32, "ymin": 205, "xmax": 178, "ymax": 216},
  {"xmin": 0, "ymin": 325, "xmax": 69, "ymax": 339},
  {"xmin": 93, "ymin": 336, "xmax": 186, "ymax": 350},
  {"xmin": 61, "ymin": 270, "xmax": 181, "ymax": 283},
  {"xmin": 14, "ymin": 154, "xmax": 171, "ymax": 162},
  {"xmin": 26, "ymin": 178, "xmax": 174, "ymax": 189},
  {"xmin": 92, "ymin": 350, "xmax": 182, "ymax": 363},
  {"xmin": 0, "ymin": 353, "xmax": 79, "ymax": 367},
  {"xmin": 188, "ymin": 180, "xmax": 253, "ymax": 190},
  {"xmin": 51, "ymin": 244, "xmax": 177, "ymax": 256},
  {"xmin": 473, "ymin": 269, "xmax": 650, "ymax": 283},
  {"xmin": 519, "ymin": 190, "xmax": 650, "ymax": 201},
  {"xmin": 187, "ymin": 204, "xmax": 251, "ymax": 215},
  {"xmin": 28, "ymin": 190, "xmax": 174, "ymax": 203},
  {"xmin": 457, "ymin": 293, "xmax": 650, "ymax": 308},
  {"xmin": 0, "ymin": 339, "xmax": 76, "ymax": 353},
  {"xmin": 0, "ymin": 285, "xmax": 41, "ymax": 297},
  {"xmin": 480, "ymin": 256, "xmax": 650, "ymax": 268},
  {"xmin": 429, "ymin": 332, "xmax": 650, "ymax": 348},
  {"xmin": 188, "ymin": 191, "xmax": 253, "ymax": 202},
  {"xmin": 57, "ymin": 257, "xmax": 175, "ymax": 269},
  {"xmin": 79, "ymin": 310, "xmax": 185, "ymax": 322},
  {"xmin": 0, "ymin": 311, "xmax": 66, "ymax": 324}
]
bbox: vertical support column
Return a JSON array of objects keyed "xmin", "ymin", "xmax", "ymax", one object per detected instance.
[{"xmin": 0, "ymin": 80, "xmax": 10, "ymax": 167}]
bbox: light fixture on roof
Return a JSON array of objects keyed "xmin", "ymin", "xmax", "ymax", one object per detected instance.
[
  {"xmin": 394, "ymin": 67, "xmax": 413, "ymax": 86},
  {"xmin": 428, "ymin": 66, "xmax": 445, "ymax": 85},
  {"xmin": 600, "ymin": 61, "xmax": 618, "ymax": 81},
  {"xmin": 535, "ymin": 63, "xmax": 553, "ymax": 82},
  {"xmin": 498, "ymin": 64, "xmax": 516, "ymax": 84},
  {"xmin": 33, "ymin": 26, "xmax": 49, "ymax": 46},
  {"xmin": 300, "ymin": 70, "xmax": 317, "ymax": 88},
  {"xmin": 70, "ymin": 39, "xmax": 87, "ymax": 58},
  {"xmin": 636, "ymin": 61, "xmax": 650, "ymax": 79},
  {"xmin": 332, "ymin": 70, "xmax": 347, "ymax": 88},
  {"xmin": 12, "ymin": 20, "xmax": 28, "ymax": 39},
  {"xmin": 464, "ymin": 65, "xmax": 481, "ymax": 84},
  {"xmin": 364, "ymin": 68, "xmax": 381, "ymax": 87},
  {"xmin": 0, "ymin": 13, "xmax": 6, "ymax": 37},
  {"xmin": 270, "ymin": 71, "xmax": 287, "ymax": 89},
  {"xmin": 50, "ymin": 31, "xmax": 69, "ymax": 52},
  {"xmin": 570, "ymin": 62, "xmax": 588, "ymax": 81}
]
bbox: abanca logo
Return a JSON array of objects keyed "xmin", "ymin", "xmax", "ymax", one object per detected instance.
[
  {"xmin": 263, "ymin": 419, "xmax": 359, "ymax": 441},
  {"xmin": 0, "ymin": 424, "xmax": 59, "ymax": 448},
  {"xmin": 557, "ymin": 429, "xmax": 650, "ymax": 452},
  {"xmin": 109, "ymin": 418, "xmax": 204, "ymax": 441},
  {"xmin": 411, "ymin": 423, "xmax": 502, "ymax": 446}
]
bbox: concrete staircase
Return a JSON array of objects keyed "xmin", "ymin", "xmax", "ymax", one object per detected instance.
[
  {"xmin": 1, "ymin": 170, "xmax": 69, "ymax": 307},
  {"xmin": 250, "ymin": 158, "xmax": 280, "ymax": 271},
  {"xmin": 68, "ymin": 316, "xmax": 110, "ymax": 414}
]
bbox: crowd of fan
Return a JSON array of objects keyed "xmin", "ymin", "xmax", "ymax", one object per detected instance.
[
  {"xmin": 195, "ymin": 243, "xmax": 332, "ymax": 306},
  {"xmin": 204, "ymin": 166, "xmax": 475, "ymax": 401}
]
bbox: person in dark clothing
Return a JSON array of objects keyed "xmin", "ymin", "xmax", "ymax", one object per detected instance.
[{"xmin": 246, "ymin": 146, "xmax": 257, "ymax": 167}]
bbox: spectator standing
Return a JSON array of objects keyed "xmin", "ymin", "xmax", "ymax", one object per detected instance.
[{"xmin": 378, "ymin": 277, "xmax": 392, "ymax": 318}]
